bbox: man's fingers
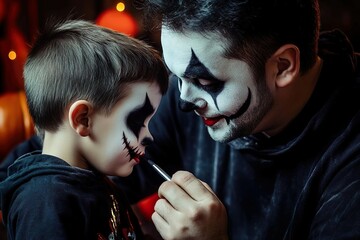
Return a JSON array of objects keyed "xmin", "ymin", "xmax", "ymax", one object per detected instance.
[
  {"xmin": 153, "ymin": 198, "xmax": 175, "ymax": 222},
  {"xmin": 157, "ymin": 171, "xmax": 220, "ymax": 218},
  {"xmin": 171, "ymin": 170, "xmax": 215, "ymax": 201},
  {"xmin": 153, "ymin": 171, "xmax": 229, "ymax": 240},
  {"xmin": 151, "ymin": 211, "xmax": 169, "ymax": 239},
  {"xmin": 200, "ymin": 180, "xmax": 218, "ymax": 195},
  {"xmin": 152, "ymin": 197, "xmax": 185, "ymax": 240},
  {"xmin": 158, "ymin": 179, "xmax": 194, "ymax": 211}
]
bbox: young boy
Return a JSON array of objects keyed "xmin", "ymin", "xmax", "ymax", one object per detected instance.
[{"xmin": 0, "ymin": 19, "xmax": 168, "ymax": 239}]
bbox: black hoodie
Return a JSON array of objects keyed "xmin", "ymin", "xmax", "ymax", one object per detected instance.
[{"xmin": 0, "ymin": 151, "xmax": 143, "ymax": 240}]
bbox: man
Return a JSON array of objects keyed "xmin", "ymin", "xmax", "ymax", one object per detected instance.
[{"xmin": 125, "ymin": 0, "xmax": 360, "ymax": 239}]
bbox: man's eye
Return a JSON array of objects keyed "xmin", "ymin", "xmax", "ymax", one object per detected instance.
[{"xmin": 193, "ymin": 78, "xmax": 223, "ymax": 92}]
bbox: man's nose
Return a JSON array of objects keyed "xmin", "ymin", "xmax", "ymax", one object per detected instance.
[
  {"xmin": 178, "ymin": 82, "xmax": 206, "ymax": 112},
  {"xmin": 178, "ymin": 99, "xmax": 198, "ymax": 112}
]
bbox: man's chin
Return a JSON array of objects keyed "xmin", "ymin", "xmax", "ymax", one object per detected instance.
[{"xmin": 207, "ymin": 128, "xmax": 233, "ymax": 143}]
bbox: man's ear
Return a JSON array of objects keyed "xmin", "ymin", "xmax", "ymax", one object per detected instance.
[
  {"xmin": 68, "ymin": 100, "xmax": 93, "ymax": 137},
  {"xmin": 271, "ymin": 44, "xmax": 300, "ymax": 88}
]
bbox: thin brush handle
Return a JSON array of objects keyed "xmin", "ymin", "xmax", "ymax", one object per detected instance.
[{"xmin": 147, "ymin": 159, "xmax": 171, "ymax": 181}]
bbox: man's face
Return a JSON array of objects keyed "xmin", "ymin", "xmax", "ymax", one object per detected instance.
[{"xmin": 161, "ymin": 27, "xmax": 273, "ymax": 142}]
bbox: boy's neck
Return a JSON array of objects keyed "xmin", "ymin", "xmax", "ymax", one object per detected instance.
[{"xmin": 42, "ymin": 130, "xmax": 90, "ymax": 169}]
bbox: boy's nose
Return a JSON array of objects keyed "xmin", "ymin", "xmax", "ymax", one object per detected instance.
[{"xmin": 141, "ymin": 137, "xmax": 153, "ymax": 147}]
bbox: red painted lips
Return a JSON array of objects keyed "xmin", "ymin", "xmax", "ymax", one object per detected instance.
[
  {"xmin": 133, "ymin": 154, "xmax": 144, "ymax": 163},
  {"xmin": 202, "ymin": 116, "xmax": 223, "ymax": 126}
]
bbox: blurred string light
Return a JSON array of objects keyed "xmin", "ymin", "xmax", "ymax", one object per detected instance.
[
  {"xmin": 116, "ymin": 2, "xmax": 125, "ymax": 12},
  {"xmin": 8, "ymin": 51, "xmax": 16, "ymax": 60}
]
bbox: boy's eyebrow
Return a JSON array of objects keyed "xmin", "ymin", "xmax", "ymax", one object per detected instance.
[{"xmin": 182, "ymin": 48, "xmax": 221, "ymax": 82}]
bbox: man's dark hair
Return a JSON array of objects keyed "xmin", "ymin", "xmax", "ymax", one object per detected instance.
[{"xmin": 139, "ymin": 0, "xmax": 320, "ymax": 76}]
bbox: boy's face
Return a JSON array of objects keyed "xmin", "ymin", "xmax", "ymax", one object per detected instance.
[
  {"xmin": 86, "ymin": 82, "xmax": 162, "ymax": 176},
  {"xmin": 161, "ymin": 27, "xmax": 273, "ymax": 142}
]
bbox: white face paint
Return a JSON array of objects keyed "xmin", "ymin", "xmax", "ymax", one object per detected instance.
[
  {"xmin": 161, "ymin": 27, "xmax": 273, "ymax": 142},
  {"xmin": 85, "ymin": 82, "xmax": 162, "ymax": 176}
]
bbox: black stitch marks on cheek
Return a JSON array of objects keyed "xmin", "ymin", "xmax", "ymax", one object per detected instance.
[{"xmin": 122, "ymin": 132, "xmax": 141, "ymax": 162}]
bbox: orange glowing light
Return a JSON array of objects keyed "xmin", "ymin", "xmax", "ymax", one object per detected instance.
[
  {"xmin": 96, "ymin": 9, "xmax": 138, "ymax": 37},
  {"xmin": 8, "ymin": 51, "xmax": 16, "ymax": 60}
]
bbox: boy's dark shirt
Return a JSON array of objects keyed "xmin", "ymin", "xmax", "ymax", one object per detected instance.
[
  {"xmin": 0, "ymin": 151, "xmax": 144, "ymax": 240},
  {"xmin": 0, "ymin": 136, "xmax": 42, "ymax": 181}
]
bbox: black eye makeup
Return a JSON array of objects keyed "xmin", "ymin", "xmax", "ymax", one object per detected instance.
[
  {"xmin": 182, "ymin": 48, "xmax": 225, "ymax": 110},
  {"xmin": 183, "ymin": 49, "xmax": 224, "ymax": 92},
  {"xmin": 126, "ymin": 93, "xmax": 155, "ymax": 139}
]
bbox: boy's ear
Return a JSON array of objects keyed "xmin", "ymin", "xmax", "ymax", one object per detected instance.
[
  {"xmin": 271, "ymin": 44, "xmax": 300, "ymax": 88},
  {"xmin": 68, "ymin": 100, "xmax": 93, "ymax": 137}
]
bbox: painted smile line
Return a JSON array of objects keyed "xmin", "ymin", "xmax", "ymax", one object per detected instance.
[
  {"xmin": 201, "ymin": 88, "xmax": 252, "ymax": 127},
  {"xmin": 122, "ymin": 132, "xmax": 143, "ymax": 163},
  {"xmin": 225, "ymin": 87, "xmax": 251, "ymax": 123}
]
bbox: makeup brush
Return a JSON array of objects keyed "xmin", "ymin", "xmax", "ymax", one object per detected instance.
[{"xmin": 146, "ymin": 159, "xmax": 171, "ymax": 181}]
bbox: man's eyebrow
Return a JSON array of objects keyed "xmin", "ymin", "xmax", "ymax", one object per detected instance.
[{"xmin": 183, "ymin": 49, "xmax": 221, "ymax": 82}]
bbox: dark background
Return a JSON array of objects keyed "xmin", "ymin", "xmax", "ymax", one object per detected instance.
[
  {"xmin": 7, "ymin": 0, "xmax": 360, "ymax": 49},
  {"xmin": 28, "ymin": 0, "xmax": 360, "ymax": 49},
  {"xmin": 1, "ymin": 0, "xmax": 360, "ymax": 94}
]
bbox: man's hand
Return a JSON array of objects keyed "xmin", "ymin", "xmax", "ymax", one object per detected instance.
[{"xmin": 152, "ymin": 171, "xmax": 229, "ymax": 240}]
